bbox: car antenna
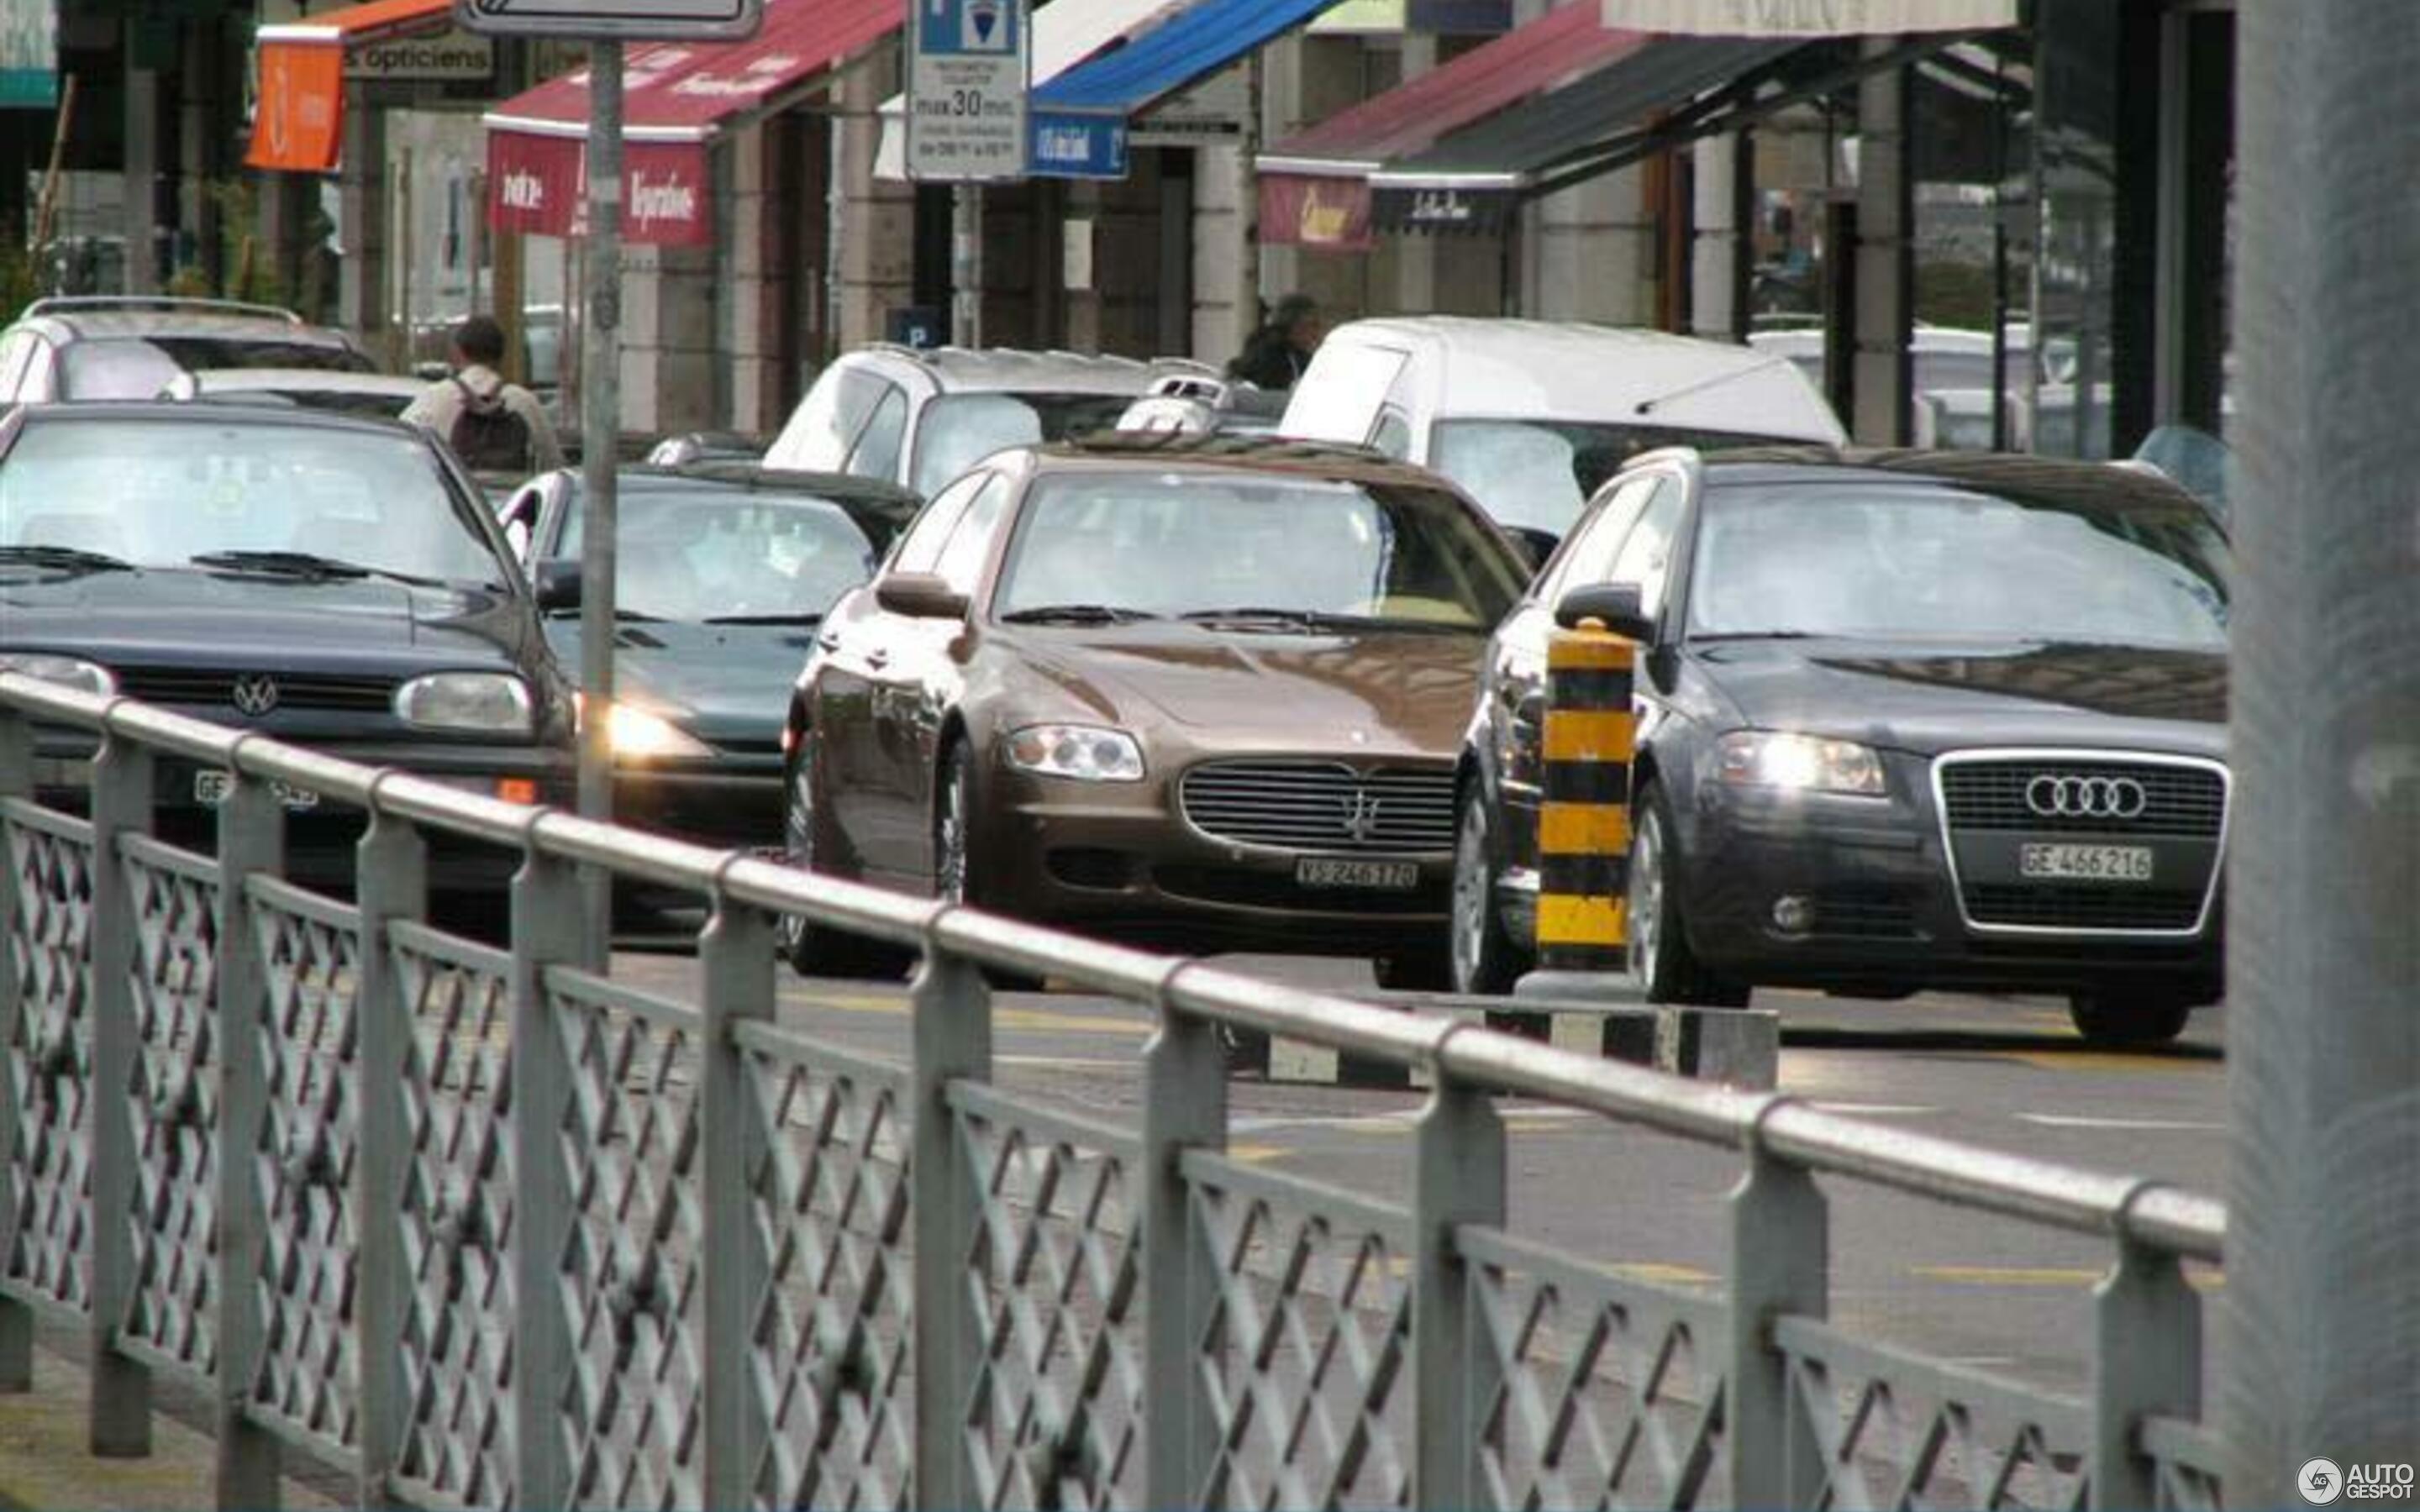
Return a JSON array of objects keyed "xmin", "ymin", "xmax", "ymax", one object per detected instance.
[{"xmin": 1633, "ymin": 354, "xmax": 1797, "ymax": 417}]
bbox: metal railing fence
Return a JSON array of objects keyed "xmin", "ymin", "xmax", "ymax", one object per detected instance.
[{"xmin": 0, "ymin": 673, "xmax": 2228, "ymax": 1510}]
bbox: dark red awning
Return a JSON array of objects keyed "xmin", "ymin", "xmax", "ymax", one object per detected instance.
[{"xmin": 1254, "ymin": 1, "xmax": 1649, "ymax": 249}]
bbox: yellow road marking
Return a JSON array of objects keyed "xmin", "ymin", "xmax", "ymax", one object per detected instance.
[
  {"xmin": 1913, "ymin": 1265, "xmax": 2104, "ymax": 1288},
  {"xmin": 2001, "ymin": 1052, "xmax": 2217, "ymax": 1074},
  {"xmin": 1610, "ymin": 1262, "xmax": 1716, "ymax": 1287},
  {"xmin": 1226, "ymin": 1144, "xmax": 1288, "ymax": 1164}
]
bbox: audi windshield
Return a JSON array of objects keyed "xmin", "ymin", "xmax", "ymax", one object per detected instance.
[{"xmin": 1685, "ymin": 482, "xmax": 2230, "ymax": 648}]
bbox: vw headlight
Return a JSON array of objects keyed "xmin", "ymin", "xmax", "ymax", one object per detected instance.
[
  {"xmin": 602, "ymin": 701, "xmax": 712, "ymax": 760},
  {"xmin": 395, "ymin": 672, "xmax": 534, "ymax": 736},
  {"xmin": 0, "ymin": 654, "xmax": 115, "ymax": 697},
  {"xmin": 1006, "ymin": 724, "xmax": 1145, "ymax": 783},
  {"xmin": 1717, "ymin": 731, "xmax": 1886, "ymax": 796}
]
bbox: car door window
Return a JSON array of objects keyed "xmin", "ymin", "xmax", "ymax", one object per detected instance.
[
  {"xmin": 1607, "ymin": 479, "xmax": 1686, "ymax": 620},
  {"xmin": 890, "ymin": 470, "xmax": 988, "ymax": 575},
  {"xmin": 767, "ymin": 365, "xmax": 886, "ymax": 470},
  {"xmin": 1539, "ymin": 474, "xmax": 1660, "ymax": 604},
  {"xmin": 846, "ymin": 383, "xmax": 908, "ymax": 480},
  {"xmin": 1370, "ymin": 407, "xmax": 1413, "ymax": 460},
  {"xmin": 932, "ymin": 474, "xmax": 1016, "ymax": 597}
]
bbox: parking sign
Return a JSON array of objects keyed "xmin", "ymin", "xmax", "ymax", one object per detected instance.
[{"xmin": 907, "ymin": 0, "xmax": 1030, "ymax": 181}]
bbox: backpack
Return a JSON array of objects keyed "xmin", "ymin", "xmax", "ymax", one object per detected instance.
[{"xmin": 448, "ymin": 377, "xmax": 534, "ymax": 473}]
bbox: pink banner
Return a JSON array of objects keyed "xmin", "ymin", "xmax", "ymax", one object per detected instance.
[{"xmin": 486, "ymin": 130, "xmax": 713, "ymax": 248}]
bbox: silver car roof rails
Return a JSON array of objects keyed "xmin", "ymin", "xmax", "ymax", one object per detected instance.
[{"xmin": 23, "ymin": 295, "xmax": 307, "ymax": 325}]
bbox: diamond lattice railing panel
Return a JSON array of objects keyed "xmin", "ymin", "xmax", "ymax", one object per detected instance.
[
  {"xmin": 1469, "ymin": 1249, "xmax": 1727, "ymax": 1511},
  {"xmin": 250, "ymin": 891, "xmax": 365, "ymax": 1455},
  {"xmin": 747, "ymin": 1047, "xmax": 914, "ymax": 1512},
  {"xmin": 1783, "ymin": 1341, "xmax": 2091, "ymax": 1512},
  {"xmin": 123, "ymin": 843, "xmax": 223, "ymax": 1376},
  {"xmin": 1191, "ymin": 1176, "xmax": 1414, "ymax": 1512},
  {"xmin": 958, "ymin": 1110, "xmax": 1144, "ymax": 1512},
  {"xmin": 554, "ymin": 979, "xmax": 707, "ymax": 1512},
  {"xmin": 2149, "ymin": 1439, "xmax": 2224, "ymax": 1512},
  {"xmin": 5, "ymin": 815, "xmax": 97, "ymax": 1313},
  {"xmin": 393, "ymin": 931, "xmax": 518, "ymax": 1511}
]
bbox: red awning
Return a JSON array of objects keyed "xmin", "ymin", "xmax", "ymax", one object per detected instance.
[
  {"xmin": 245, "ymin": 0, "xmax": 453, "ymax": 173},
  {"xmin": 1254, "ymin": 1, "xmax": 1649, "ymax": 249},
  {"xmin": 482, "ymin": 0, "xmax": 897, "ymax": 245}
]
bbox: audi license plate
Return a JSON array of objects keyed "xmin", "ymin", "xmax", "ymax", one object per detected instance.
[
  {"xmin": 2019, "ymin": 843, "xmax": 2151, "ymax": 882},
  {"xmin": 1297, "ymin": 858, "xmax": 1419, "ymax": 890},
  {"xmin": 193, "ymin": 770, "xmax": 319, "ymax": 811}
]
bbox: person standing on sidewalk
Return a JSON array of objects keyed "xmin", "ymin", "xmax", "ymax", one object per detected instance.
[{"xmin": 402, "ymin": 314, "xmax": 566, "ymax": 476}]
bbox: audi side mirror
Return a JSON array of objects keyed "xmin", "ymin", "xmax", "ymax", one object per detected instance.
[
  {"xmin": 534, "ymin": 559, "xmax": 582, "ymax": 612},
  {"xmin": 1507, "ymin": 526, "xmax": 1560, "ymax": 576},
  {"xmin": 875, "ymin": 571, "xmax": 970, "ymax": 621},
  {"xmin": 1555, "ymin": 581, "xmax": 1653, "ymax": 642}
]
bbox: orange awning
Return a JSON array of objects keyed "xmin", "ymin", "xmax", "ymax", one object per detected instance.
[{"xmin": 246, "ymin": 0, "xmax": 454, "ymax": 172}]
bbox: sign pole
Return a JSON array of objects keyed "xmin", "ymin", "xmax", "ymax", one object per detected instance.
[
  {"xmin": 952, "ymin": 184, "xmax": 984, "ymax": 347},
  {"xmin": 576, "ymin": 37, "xmax": 623, "ymax": 961}
]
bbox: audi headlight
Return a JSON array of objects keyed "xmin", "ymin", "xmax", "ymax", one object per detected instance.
[
  {"xmin": 395, "ymin": 672, "xmax": 534, "ymax": 736},
  {"xmin": 1718, "ymin": 731, "xmax": 1886, "ymax": 796},
  {"xmin": 1005, "ymin": 724, "xmax": 1145, "ymax": 782},
  {"xmin": 0, "ymin": 654, "xmax": 115, "ymax": 697}
]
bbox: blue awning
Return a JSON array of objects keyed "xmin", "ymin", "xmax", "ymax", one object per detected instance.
[{"xmin": 1029, "ymin": 0, "xmax": 1336, "ymax": 176}]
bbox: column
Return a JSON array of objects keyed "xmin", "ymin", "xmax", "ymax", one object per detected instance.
[
  {"xmin": 836, "ymin": 41, "xmax": 915, "ymax": 349},
  {"xmin": 1850, "ymin": 42, "xmax": 1912, "ymax": 445},
  {"xmin": 1690, "ymin": 133, "xmax": 1744, "ymax": 340}
]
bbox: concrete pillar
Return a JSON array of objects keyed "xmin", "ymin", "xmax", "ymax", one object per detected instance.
[
  {"xmin": 619, "ymin": 239, "xmax": 716, "ymax": 434},
  {"xmin": 123, "ymin": 28, "xmax": 162, "ymax": 293},
  {"xmin": 725, "ymin": 126, "xmax": 781, "ymax": 433},
  {"xmin": 1192, "ymin": 143, "xmax": 1248, "ymax": 366},
  {"xmin": 339, "ymin": 93, "xmax": 388, "ymax": 349},
  {"xmin": 837, "ymin": 42, "xmax": 914, "ymax": 350},
  {"xmin": 1691, "ymin": 133, "xmax": 1744, "ymax": 341},
  {"xmin": 1850, "ymin": 42, "xmax": 1912, "ymax": 445},
  {"xmin": 1528, "ymin": 165, "xmax": 1652, "ymax": 324}
]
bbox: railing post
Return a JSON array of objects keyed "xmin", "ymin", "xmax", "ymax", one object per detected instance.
[
  {"xmin": 213, "ymin": 764, "xmax": 284, "ymax": 1508},
  {"xmin": 1413, "ymin": 1055, "xmax": 1505, "ymax": 1510},
  {"xmin": 910, "ymin": 937, "xmax": 992, "ymax": 1511},
  {"xmin": 698, "ymin": 885, "xmax": 774, "ymax": 1511},
  {"xmin": 1140, "ymin": 982, "xmax": 1224, "ymax": 1512},
  {"xmin": 87, "ymin": 731, "xmax": 152, "ymax": 1457},
  {"xmin": 510, "ymin": 837, "xmax": 581, "ymax": 1511},
  {"xmin": 352, "ymin": 801, "xmax": 424, "ymax": 1505},
  {"xmin": 1727, "ymin": 1114, "xmax": 1827, "ymax": 1508},
  {"xmin": 2091, "ymin": 1210, "xmax": 2202, "ymax": 1511},
  {"xmin": 0, "ymin": 706, "xmax": 32, "ymax": 1394}
]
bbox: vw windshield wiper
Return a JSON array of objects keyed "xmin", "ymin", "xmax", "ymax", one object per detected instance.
[
  {"xmin": 703, "ymin": 612, "xmax": 825, "ymax": 626},
  {"xmin": 998, "ymin": 604, "xmax": 1161, "ymax": 625},
  {"xmin": 191, "ymin": 549, "xmax": 377, "ymax": 580},
  {"xmin": 0, "ymin": 543, "xmax": 136, "ymax": 574}
]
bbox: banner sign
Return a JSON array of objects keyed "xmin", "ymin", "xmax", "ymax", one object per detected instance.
[
  {"xmin": 1027, "ymin": 108, "xmax": 1124, "ymax": 179},
  {"xmin": 0, "ymin": 0, "xmax": 55, "ymax": 109},
  {"xmin": 486, "ymin": 129, "xmax": 713, "ymax": 244},
  {"xmin": 908, "ymin": 0, "xmax": 1032, "ymax": 180},
  {"xmin": 245, "ymin": 42, "xmax": 347, "ymax": 171},
  {"xmin": 1257, "ymin": 174, "xmax": 1375, "ymax": 250},
  {"xmin": 1598, "ymin": 0, "xmax": 2014, "ymax": 33}
]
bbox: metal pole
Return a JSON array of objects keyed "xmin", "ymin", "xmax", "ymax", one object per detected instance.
[
  {"xmin": 2223, "ymin": 0, "xmax": 2420, "ymax": 1502},
  {"xmin": 951, "ymin": 184, "xmax": 983, "ymax": 349},
  {"xmin": 578, "ymin": 39, "xmax": 624, "ymax": 959}
]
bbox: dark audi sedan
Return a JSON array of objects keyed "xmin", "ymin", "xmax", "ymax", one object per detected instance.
[
  {"xmin": 0, "ymin": 402, "xmax": 574, "ymax": 904},
  {"xmin": 783, "ymin": 433, "xmax": 1531, "ymax": 984},
  {"xmin": 1455, "ymin": 447, "xmax": 2230, "ymax": 1044}
]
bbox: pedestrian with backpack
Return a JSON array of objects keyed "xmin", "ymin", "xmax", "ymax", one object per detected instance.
[{"xmin": 402, "ymin": 314, "xmax": 566, "ymax": 477}]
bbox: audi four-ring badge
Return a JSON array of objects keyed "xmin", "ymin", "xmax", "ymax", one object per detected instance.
[{"xmin": 1455, "ymin": 447, "xmax": 2231, "ymax": 1045}]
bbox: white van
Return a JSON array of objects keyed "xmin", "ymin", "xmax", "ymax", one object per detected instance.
[{"xmin": 1279, "ymin": 317, "xmax": 1845, "ymax": 540}]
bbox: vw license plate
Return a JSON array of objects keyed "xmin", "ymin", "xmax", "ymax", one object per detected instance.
[
  {"xmin": 193, "ymin": 770, "xmax": 319, "ymax": 811},
  {"xmin": 1296, "ymin": 858, "xmax": 1419, "ymax": 890},
  {"xmin": 2019, "ymin": 843, "xmax": 2151, "ymax": 882}
]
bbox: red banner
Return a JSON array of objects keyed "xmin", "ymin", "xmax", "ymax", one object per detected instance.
[
  {"xmin": 485, "ymin": 130, "xmax": 713, "ymax": 248},
  {"xmin": 1257, "ymin": 174, "xmax": 1376, "ymax": 252},
  {"xmin": 245, "ymin": 44, "xmax": 347, "ymax": 173}
]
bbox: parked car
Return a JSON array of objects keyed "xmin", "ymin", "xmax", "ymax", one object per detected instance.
[
  {"xmin": 763, "ymin": 344, "xmax": 1221, "ymax": 498},
  {"xmin": 1278, "ymin": 317, "xmax": 1845, "ymax": 545},
  {"xmin": 1454, "ymin": 445, "xmax": 2230, "ymax": 1045},
  {"xmin": 645, "ymin": 429, "xmax": 768, "ymax": 467},
  {"xmin": 0, "ymin": 402, "xmax": 573, "ymax": 909},
  {"xmin": 160, "ymin": 366, "xmax": 427, "ymax": 421},
  {"xmin": 0, "ymin": 295, "xmax": 374, "ymax": 405},
  {"xmin": 781, "ymin": 432, "xmax": 1532, "ymax": 984},
  {"xmin": 499, "ymin": 463, "xmax": 918, "ymax": 867}
]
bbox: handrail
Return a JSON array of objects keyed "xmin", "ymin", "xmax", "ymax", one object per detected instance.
[{"xmin": 0, "ymin": 669, "xmax": 2228, "ymax": 1262}]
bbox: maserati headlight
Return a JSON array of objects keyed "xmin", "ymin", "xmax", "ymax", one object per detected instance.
[
  {"xmin": 1717, "ymin": 731, "xmax": 1886, "ymax": 796},
  {"xmin": 0, "ymin": 654, "xmax": 115, "ymax": 697},
  {"xmin": 1005, "ymin": 724, "xmax": 1145, "ymax": 782},
  {"xmin": 395, "ymin": 672, "xmax": 534, "ymax": 736}
]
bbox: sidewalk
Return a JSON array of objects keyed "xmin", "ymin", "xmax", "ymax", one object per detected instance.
[{"xmin": 0, "ymin": 1320, "xmax": 343, "ymax": 1512}]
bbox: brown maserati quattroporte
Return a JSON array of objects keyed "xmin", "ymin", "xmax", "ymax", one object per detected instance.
[{"xmin": 777, "ymin": 433, "xmax": 1532, "ymax": 986}]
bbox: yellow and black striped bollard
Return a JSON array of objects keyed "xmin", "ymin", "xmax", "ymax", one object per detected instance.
[{"xmin": 1534, "ymin": 618, "xmax": 1637, "ymax": 975}]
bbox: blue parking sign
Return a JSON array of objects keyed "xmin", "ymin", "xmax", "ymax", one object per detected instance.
[{"xmin": 908, "ymin": 0, "xmax": 1030, "ymax": 181}]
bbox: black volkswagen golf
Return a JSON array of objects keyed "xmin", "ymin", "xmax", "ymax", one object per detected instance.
[
  {"xmin": 1454, "ymin": 448, "xmax": 2231, "ymax": 1045},
  {"xmin": 0, "ymin": 403, "xmax": 573, "ymax": 904}
]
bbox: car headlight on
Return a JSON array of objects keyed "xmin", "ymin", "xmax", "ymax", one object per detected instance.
[
  {"xmin": 0, "ymin": 654, "xmax": 115, "ymax": 697},
  {"xmin": 604, "ymin": 701, "xmax": 713, "ymax": 760},
  {"xmin": 1718, "ymin": 731, "xmax": 1886, "ymax": 796},
  {"xmin": 395, "ymin": 672, "xmax": 534, "ymax": 736},
  {"xmin": 1005, "ymin": 724, "xmax": 1145, "ymax": 782}
]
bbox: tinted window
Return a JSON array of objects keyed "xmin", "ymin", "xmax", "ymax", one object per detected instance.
[
  {"xmin": 1431, "ymin": 419, "xmax": 1811, "ymax": 537},
  {"xmin": 995, "ymin": 472, "xmax": 1525, "ymax": 630},
  {"xmin": 558, "ymin": 484, "xmax": 877, "ymax": 622},
  {"xmin": 1686, "ymin": 481, "xmax": 2229, "ymax": 647},
  {"xmin": 0, "ymin": 418, "xmax": 503, "ymax": 583},
  {"xmin": 1607, "ymin": 481, "xmax": 1686, "ymax": 620},
  {"xmin": 1539, "ymin": 473, "xmax": 1660, "ymax": 605},
  {"xmin": 908, "ymin": 392, "xmax": 1135, "ymax": 498}
]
